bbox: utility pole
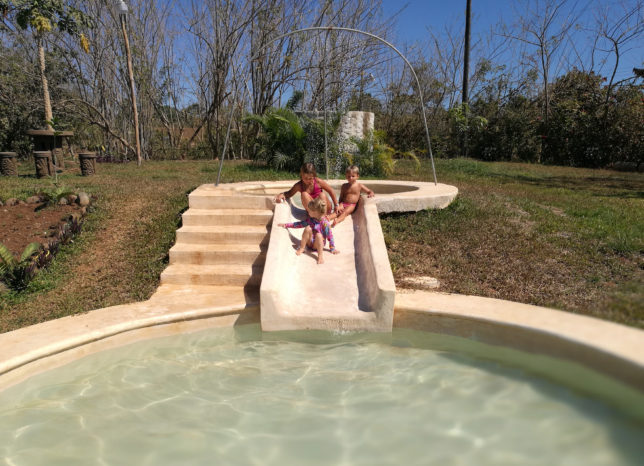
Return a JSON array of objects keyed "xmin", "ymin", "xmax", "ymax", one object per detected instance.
[
  {"xmin": 118, "ymin": 0, "xmax": 142, "ymax": 166},
  {"xmin": 462, "ymin": 0, "xmax": 472, "ymax": 157}
]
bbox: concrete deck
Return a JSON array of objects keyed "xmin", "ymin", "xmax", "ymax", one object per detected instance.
[{"xmin": 1, "ymin": 289, "xmax": 642, "ymax": 397}]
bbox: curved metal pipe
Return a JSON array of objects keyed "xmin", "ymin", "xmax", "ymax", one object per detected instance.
[{"xmin": 216, "ymin": 26, "xmax": 438, "ymax": 186}]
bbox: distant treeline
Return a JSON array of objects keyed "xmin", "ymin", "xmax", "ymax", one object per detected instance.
[{"xmin": 0, "ymin": 0, "xmax": 641, "ymax": 170}]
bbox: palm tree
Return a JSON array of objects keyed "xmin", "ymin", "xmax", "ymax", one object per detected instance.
[
  {"xmin": 1, "ymin": 0, "xmax": 91, "ymax": 130},
  {"xmin": 245, "ymin": 107, "xmax": 306, "ymax": 171}
]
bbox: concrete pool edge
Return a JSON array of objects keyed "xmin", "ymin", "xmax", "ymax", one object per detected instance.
[
  {"xmin": 1, "ymin": 289, "xmax": 642, "ymax": 393},
  {"xmin": 225, "ymin": 179, "xmax": 459, "ymax": 213}
]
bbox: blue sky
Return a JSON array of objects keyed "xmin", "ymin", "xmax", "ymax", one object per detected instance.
[{"xmin": 381, "ymin": 0, "xmax": 643, "ymax": 82}]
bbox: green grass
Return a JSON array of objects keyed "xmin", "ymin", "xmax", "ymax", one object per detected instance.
[
  {"xmin": 383, "ymin": 158, "xmax": 643, "ymax": 327},
  {"xmin": 0, "ymin": 157, "xmax": 642, "ymax": 332}
]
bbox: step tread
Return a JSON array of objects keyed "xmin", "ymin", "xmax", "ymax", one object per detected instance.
[
  {"xmin": 184, "ymin": 208, "xmax": 273, "ymax": 216},
  {"xmin": 150, "ymin": 284, "xmax": 260, "ymax": 305},
  {"xmin": 154, "ymin": 284, "xmax": 257, "ymax": 294},
  {"xmin": 170, "ymin": 243, "xmax": 266, "ymax": 252},
  {"xmin": 177, "ymin": 224, "xmax": 270, "ymax": 233},
  {"xmin": 162, "ymin": 263, "xmax": 263, "ymax": 274}
]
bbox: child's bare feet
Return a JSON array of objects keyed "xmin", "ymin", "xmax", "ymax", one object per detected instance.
[
  {"xmin": 317, "ymin": 255, "xmax": 324, "ymax": 264},
  {"xmin": 331, "ymin": 249, "xmax": 340, "ymax": 255},
  {"xmin": 296, "ymin": 248, "xmax": 304, "ymax": 256}
]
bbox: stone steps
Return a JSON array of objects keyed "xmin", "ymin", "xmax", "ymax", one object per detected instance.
[
  {"xmin": 175, "ymin": 225, "xmax": 271, "ymax": 245},
  {"xmin": 169, "ymin": 242, "xmax": 266, "ymax": 265},
  {"xmin": 188, "ymin": 191, "xmax": 273, "ymax": 210},
  {"xmin": 182, "ymin": 208, "xmax": 273, "ymax": 226},
  {"xmin": 158, "ymin": 189, "xmax": 274, "ymax": 294},
  {"xmin": 160, "ymin": 263, "xmax": 264, "ymax": 287}
]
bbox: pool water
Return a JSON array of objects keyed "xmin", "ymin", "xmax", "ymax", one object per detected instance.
[{"xmin": 1, "ymin": 325, "xmax": 642, "ymax": 465}]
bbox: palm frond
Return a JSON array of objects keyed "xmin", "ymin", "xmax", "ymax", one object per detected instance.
[
  {"xmin": 20, "ymin": 242, "xmax": 41, "ymax": 263},
  {"xmin": 0, "ymin": 243, "xmax": 16, "ymax": 268}
]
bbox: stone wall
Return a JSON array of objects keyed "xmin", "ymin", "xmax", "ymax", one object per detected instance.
[{"xmin": 338, "ymin": 111, "xmax": 374, "ymax": 153}]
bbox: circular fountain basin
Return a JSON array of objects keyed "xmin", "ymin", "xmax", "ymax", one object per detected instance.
[
  {"xmin": 231, "ymin": 179, "xmax": 457, "ymax": 213},
  {"xmin": 1, "ymin": 325, "xmax": 642, "ymax": 465}
]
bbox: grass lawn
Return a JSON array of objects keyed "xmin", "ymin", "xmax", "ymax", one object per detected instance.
[{"xmin": 0, "ymin": 157, "xmax": 642, "ymax": 333}]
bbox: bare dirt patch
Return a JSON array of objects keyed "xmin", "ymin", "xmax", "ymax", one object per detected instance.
[{"xmin": 0, "ymin": 203, "xmax": 83, "ymax": 255}]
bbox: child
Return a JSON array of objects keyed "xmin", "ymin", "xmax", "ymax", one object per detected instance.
[
  {"xmin": 330, "ymin": 165, "xmax": 374, "ymax": 226},
  {"xmin": 273, "ymin": 162, "xmax": 339, "ymax": 216},
  {"xmin": 278, "ymin": 197, "xmax": 339, "ymax": 264}
]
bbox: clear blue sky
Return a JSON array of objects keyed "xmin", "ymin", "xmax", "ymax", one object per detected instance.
[{"xmin": 381, "ymin": 0, "xmax": 643, "ymax": 82}]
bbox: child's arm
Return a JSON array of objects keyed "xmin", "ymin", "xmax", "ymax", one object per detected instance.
[
  {"xmin": 279, "ymin": 219, "xmax": 308, "ymax": 229},
  {"xmin": 274, "ymin": 181, "xmax": 301, "ymax": 203},
  {"xmin": 336, "ymin": 184, "xmax": 348, "ymax": 213},
  {"xmin": 360, "ymin": 183, "xmax": 375, "ymax": 198},
  {"xmin": 318, "ymin": 178, "xmax": 339, "ymax": 211}
]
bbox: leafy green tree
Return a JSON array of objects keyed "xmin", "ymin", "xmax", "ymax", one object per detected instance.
[
  {"xmin": 470, "ymin": 93, "xmax": 541, "ymax": 162},
  {"xmin": 546, "ymin": 69, "xmax": 643, "ymax": 168},
  {"xmin": 0, "ymin": 44, "xmax": 42, "ymax": 154},
  {"xmin": 347, "ymin": 130, "xmax": 418, "ymax": 178},
  {"xmin": 245, "ymin": 107, "xmax": 306, "ymax": 171},
  {"xmin": 0, "ymin": 0, "xmax": 91, "ymax": 130}
]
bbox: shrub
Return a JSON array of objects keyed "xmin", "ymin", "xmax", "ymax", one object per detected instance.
[{"xmin": 0, "ymin": 242, "xmax": 41, "ymax": 291}]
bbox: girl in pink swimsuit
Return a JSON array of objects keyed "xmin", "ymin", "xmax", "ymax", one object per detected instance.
[{"xmin": 273, "ymin": 163, "xmax": 339, "ymax": 216}]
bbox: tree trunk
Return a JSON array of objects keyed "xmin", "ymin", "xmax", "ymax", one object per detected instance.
[
  {"xmin": 37, "ymin": 35, "xmax": 53, "ymax": 131},
  {"xmin": 120, "ymin": 16, "xmax": 142, "ymax": 166}
]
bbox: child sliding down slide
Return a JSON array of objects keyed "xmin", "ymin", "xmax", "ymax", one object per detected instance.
[{"xmin": 278, "ymin": 197, "xmax": 339, "ymax": 264}]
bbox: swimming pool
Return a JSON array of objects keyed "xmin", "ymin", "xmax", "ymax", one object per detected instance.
[{"xmin": 1, "ymin": 325, "xmax": 642, "ymax": 465}]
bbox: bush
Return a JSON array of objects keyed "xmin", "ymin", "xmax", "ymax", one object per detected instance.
[{"xmin": 0, "ymin": 242, "xmax": 41, "ymax": 291}]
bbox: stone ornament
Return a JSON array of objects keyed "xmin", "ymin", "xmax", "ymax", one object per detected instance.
[
  {"xmin": 0, "ymin": 152, "xmax": 18, "ymax": 176},
  {"xmin": 78, "ymin": 152, "xmax": 97, "ymax": 176},
  {"xmin": 34, "ymin": 151, "xmax": 53, "ymax": 178}
]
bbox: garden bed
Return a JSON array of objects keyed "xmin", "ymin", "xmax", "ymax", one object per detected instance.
[{"xmin": 0, "ymin": 202, "xmax": 84, "ymax": 256}]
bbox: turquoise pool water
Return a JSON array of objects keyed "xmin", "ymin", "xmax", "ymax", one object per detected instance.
[{"xmin": 1, "ymin": 325, "xmax": 642, "ymax": 465}]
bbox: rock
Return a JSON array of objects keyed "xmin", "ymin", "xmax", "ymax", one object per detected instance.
[
  {"xmin": 26, "ymin": 195, "xmax": 42, "ymax": 204},
  {"xmin": 5, "ymin": 198, "xmax": 18, "ymax": 206},
  {"xmin": 68, "ymin": 194, "xmax": 78, "ymax": 203},
  {"xmin": 77, "ymin": 192, "xmax": 90, "ymax": 207},
  {"xmin": 80, "ymin": 206, "xmax": 87, "ymax": 215},
  {"xmin": 58, "ymin": 197, "xmax": 69, "ymax": 205},
  {"xmin": 18, "ymin": 200, "xmax": 26, "ymax": 205},
  {"xmin": 400, "ymin": 276, "xmax": 440, "ymax": 290}
]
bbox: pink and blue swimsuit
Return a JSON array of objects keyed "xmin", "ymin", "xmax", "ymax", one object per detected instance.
[{"xmin": 283, "ymin": 217, "xmax": 336, "ymax": 251}]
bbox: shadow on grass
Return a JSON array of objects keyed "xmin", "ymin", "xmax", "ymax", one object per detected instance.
[{"xmin": 481, "ymin": 171, "xmax": 644, "ymax": 199}]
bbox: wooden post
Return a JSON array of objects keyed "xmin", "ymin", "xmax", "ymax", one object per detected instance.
[{"xmin": 120, "ymin": 13, "xmax": 142, "ymax": 166}]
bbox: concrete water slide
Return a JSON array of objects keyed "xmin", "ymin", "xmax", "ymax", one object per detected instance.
[{"xmin": 258, "ymin": 180, "xmax": 458, "ymax": 332}]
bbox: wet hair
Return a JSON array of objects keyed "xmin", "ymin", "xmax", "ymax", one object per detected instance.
[
  {"xmin": 346, "ymin": 165, "xmax": 360, "ymax": 175},
  {"xmin": 300, "ymin": 162, "xmax": 317, "ymax": 177},
  {"xmin": 308, "ymin": 197, "xmax": 327, "ymax": 215}
]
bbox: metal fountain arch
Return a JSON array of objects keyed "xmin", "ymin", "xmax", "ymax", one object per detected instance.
[{"xmin": 216, "ymin": 26, "xmax": 438, "ymax": 186}]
